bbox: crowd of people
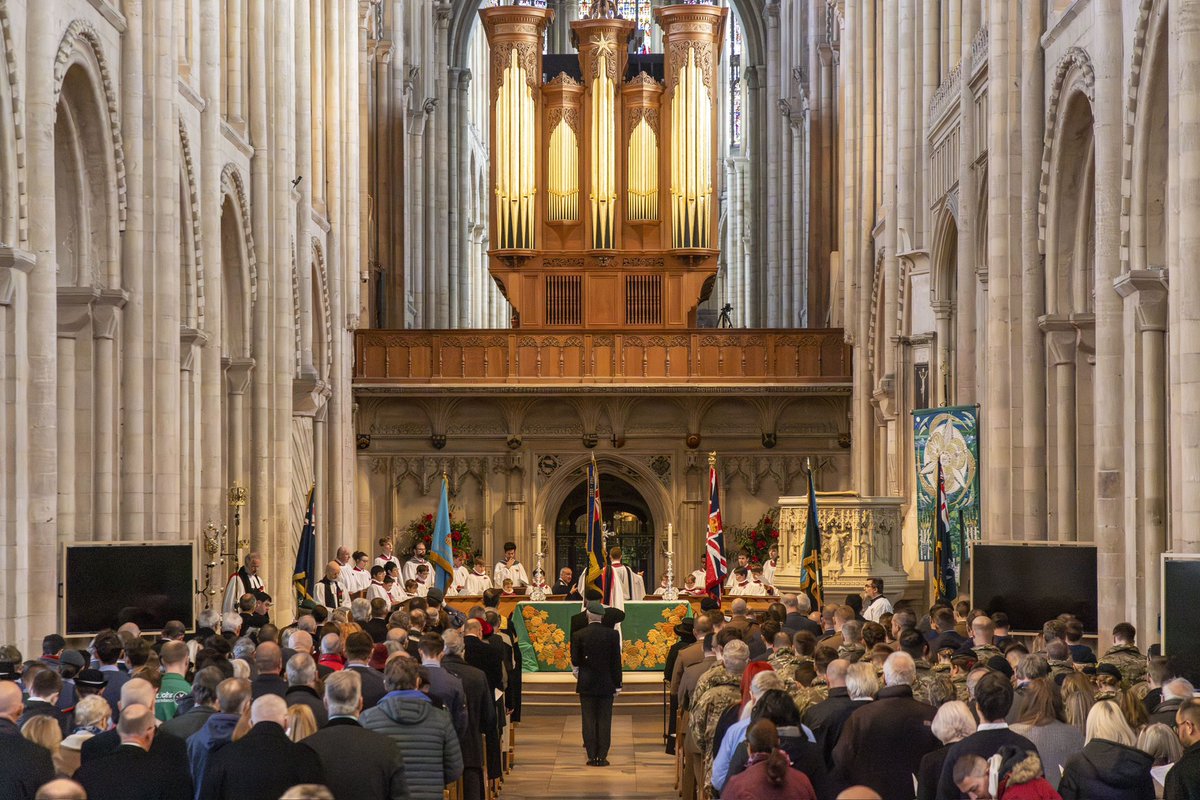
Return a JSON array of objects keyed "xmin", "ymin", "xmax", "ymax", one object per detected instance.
[
  {"xmin": 667, "ymin": 584, "xmax": 1200, "ymax": 800},
  {"xmin": 0, "ymin": 583, "xmax": 525, "ymax": 800}
]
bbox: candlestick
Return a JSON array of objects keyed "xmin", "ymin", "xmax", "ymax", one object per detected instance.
[
  {"xmin": 530, "ymin": 523, "xmax": 547, "ymax": 601},
  {"xmin": 662, "ymin": 521, "xmax": 678, "ymax": 600}
]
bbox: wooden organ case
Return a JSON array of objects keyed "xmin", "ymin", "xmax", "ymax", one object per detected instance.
[{"xmin": 479, "ymin": 3, "xmax": 728, "ymax": 330}]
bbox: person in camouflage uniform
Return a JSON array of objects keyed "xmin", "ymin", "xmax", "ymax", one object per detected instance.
[
  {"xmin": 767, "ymin": 642, "xmax": 802, "ymax": 683},
  {"xmin": 896, "ymin": 629, "xmax": 938, "ymax": 705},
  {"xmin": 838, "ymin": 621, "xmax": 866, "ymax": 664},
  {"xmin": 1097, "ymin": 622, "xmax": 1148, "ymax": 687},
  {"xmin": 689, "ymin": 639, "xmax": 749, "ymax": 793},
  {"xmin": 1094, "ymin": 662, "xmax": 1123, "ymax": 700},
  {"xmin": 1045, "ymin": 640, "xmax": 1077, "ymax": 681},
  {"xmin": 790, "ymin": 644, "xmax": 836, "ymax": 714},
  {"xmin": 967, "ymin": 616, "xmax": 1003, "ymax": 664}
]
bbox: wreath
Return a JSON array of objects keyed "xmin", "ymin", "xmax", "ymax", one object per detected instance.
[
  {"xmin": 730, "ymin": 508, "xmax": 780, "ymax": 566},
  {"xmin": 404, "ymin": 509, "xmax": 474, "ymax": 559}
]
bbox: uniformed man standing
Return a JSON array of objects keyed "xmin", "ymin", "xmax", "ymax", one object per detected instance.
[{"xmin": 571, "ymin": 600, "xmax": 622, "ymax": 767}]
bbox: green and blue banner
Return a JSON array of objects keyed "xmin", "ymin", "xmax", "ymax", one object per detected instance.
[{"xmin": 914, "ymin": 404, "xmax": 981, "ymax": 562}]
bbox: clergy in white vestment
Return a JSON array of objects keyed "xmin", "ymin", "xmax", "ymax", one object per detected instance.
[
  {"xmin": 862, "ymin": 577, "xmax": 894, "ymax": 623},
  {"xmin": 332, "ymin": 545, "xmax": 353, "ymax": 598},
  {"xmin": 728, "ymin": 567, "xmax": 767, "ymax": 596},
  {"xmin": 412, "ymin": 563, "xmax": 432, "ymax": 597},
  {"xmin": 222, "ymin": 552, "xmax": 265, "ymax": 613},
  {"xmin": 599, "ymin": 547, "xmax": 646, "ymax": 612},
  {"xmin": 493, "ymin": 541, "xmax": 530, "ymax": 589},
  {"xmin": 461, "ymin": 557, "xmax": 494, "ymax": 595},
  {"xmin": 366, "ymin": 571, "xmax": 390, "ymax": 604},
  {"xmin": 725, "ymin": 551, "xmax": 751, "ymax": 591},
  {"xmin": 383, "ymin": 575, "xmax": 408, "ymax": 606},
  {"xmin": 652, "ymin": 575, "xmax": 671, "ymax": 597},
  {"xmin": 374, "ymin": 536, "xmax": 401, "ymax": 571},
  {"xmin": 314, "ymin": 561, "xmax": 346, "ymax": 609},
  {"xmin": 761, "ymin": 544, "xmax": 779, "ymax": 587},
  {"xmin": 402, "ymin": 541, "xmax": 431, "ymax": 583},
  {"xmin": 449, "ymin": 551, "xmax": 471, "ymax": 595},
  {"xmin": 343, "ymin": 551, "xmax": 373, "ymax": 599}
]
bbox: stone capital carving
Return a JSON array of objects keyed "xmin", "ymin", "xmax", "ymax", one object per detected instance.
[
  {"xmin": 0, "ymin": 248, "xmax": 35, "ymax": 306},
  {"xmin": 91, "ymin": 304, "xmax": 120, "ymax": 341},
  {"xmin": 1040, "ymin": 317, "xmax": 1077, "ymax": 367},
  {"xmin": 225, "ymin": 357, "xmax": 256, "ymax": 395},
  {"xmin": 293, "ymin": 375, "xmax": 331, "ymax": 417},
  {"xmin": 1113, "ymin": 269, "xmax": 1168, "ymax": 333},
  {"xmin": 180, "ymin": 326, "xmax": 208, "ymax": 372}
]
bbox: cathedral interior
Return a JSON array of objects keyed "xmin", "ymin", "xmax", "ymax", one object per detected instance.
[{"xmin": 0, "ymin": 0, "xmax": 1194, "ymax": 653}]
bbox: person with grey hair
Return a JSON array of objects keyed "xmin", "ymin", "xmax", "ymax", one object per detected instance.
[
  {"xmin": 805, "ymin": 657, "xmax": 862, "ymax": 769},
  {"xmin": 200, "ymin": 695, "xmax": 325, "ymax": 799},
  {"xmin": 845, "ymin": 661, "xmax": 879, "ymax": 702},
  {"xmin": 303, "ymin": 670, "xmax": 409, "ymax": 800},
  {"xmin": 80, "ymin": 678, "xmax": 189, "ymax": 772},
  {"xmin": 196, "ymin": 608, "xmax": 221, "ymax": 638},
  {"xmin": 689, "ymin": 638, "xmax": 749, "ymax": 788},
  {"xmin": 317, "ymin": 633, "xmax": 345, "ymax": 673},
  {"xmin": 75, "ymin": 704, "xmax": 193, "ymax": 800},
  {"xmin": 917, "ymin": 700, "xmax": 978, "ymax": 800},
  {"xmin": 285, "ymin": 653, "xmax": 328, "ymax": 728},
  {"xmin": 831, "ymin": 651, "xmax": 939, "ymax": 798},
  {"xmin": 1150, "ymin": 677, "xmax": 1196, "ymax": 728},
  {"xmin": 220, "ymin": 612, "xmax": 243, "ymax": 639},
  {"xmin": 441, "ymin": 628, "xmax": 494, "ymax": 800},
  {"xmin": 231, "ymin": 637, "xmax": 256, "ymax": 664},
  {"xmin": 160, "ymin": 665, "xmax": 223, "ymax": 740},
  {"xmin": 223, "ymin": 551, "xmax": 264, "ymax": 614},
  {"xmin": 350, "ymin": 597, "xmax": 371, "ymax": 626},
  {"xmin": 33, "ymin": 779, "xmax": 87, "ymax": 800},
  {"xmin": 782, "ymin": 592, "xmax": 823, "ymax": 637}
]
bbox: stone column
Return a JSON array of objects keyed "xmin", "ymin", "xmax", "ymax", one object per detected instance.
[
  {"xmin": 225, "ymin": 359, "xmax": 255, "ymax": 532},
  {"xmin": 1019, "ymin": 1, "xmax": 1046, "ymax": 541},
  {"xmin": 180, "ymin": 329, "xmax": 208, "ymax": 542},
  {"xmin": 765, "ymin": 5, "xmax": 782, "ymax": 326},
  {"xmin": 228, "ymin": 0, "xmax": 246, "ymax": 128},
  {"xmin": 56, "ymin": 298, "xmax": 93, "ymax": 544},
  {"xmin": 933, "ymin": 300, "xmax": 953, "ymax": 407},
  {"xmin": 1114, "ymin": 270, "xmax": 1168, "ymax": 643},
  {"xmin": 434, "ymin": 1, "xmax": 452, "ymax": 328},
  {"xmin": 984, "ymin": 0, "xmax": 1013, "ymax": 538},
  {"xmin": 744, "ymin": 65, "xmax": 764, "ymax": 327},
  {"xmin": 1091, "ymin": 0, "xmax": 1126, "ymax": 633},
  {"xmin": 956, "ymin": 1, "xmax": 978, "ymax": 405},
  {"xmin": 854, "ymin": 0, "xmax": 876, "ymax": 494},
  {"xmin": 1043, "ymin": 324, "xmax": 1077, "ymax": 542},
  {"xmin": 93, "ymin": 296, "xmax": 125, "ymax": 543}
]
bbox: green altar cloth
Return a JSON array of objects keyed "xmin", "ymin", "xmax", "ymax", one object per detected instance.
[{"xmin": 512, "ymin": 600, "xmax": 693, "ymax": 672}]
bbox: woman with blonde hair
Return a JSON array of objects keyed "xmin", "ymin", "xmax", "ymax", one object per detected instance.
[
  {"xmin": 21, "ymin": 715, "xmax": 68, "ymax": 776},
  {"xmin": 1059, "ymin": 699, "xmax": 1154, "ymax": 800},
  {"xmin": 1137, "ymin": 723, "xmax": 1183, "ymax": 799},
  {"xmin": 1061, "ymin": 672, "xmax": 1096, "ymax": 736},
  {"xmin": 59, "ymin": 694, "xmax": 111, "ymax": 775},
  {"xmin": 285, "ymin": 703, "xmax": 318, "ymax": 742},
  {"xmin": 1010, "ymin": 677, "xmax": 1084, "ymax": 789},
  {"xmin": 916, "ymin": 700, "xmax": 976, "ymax": 800}
]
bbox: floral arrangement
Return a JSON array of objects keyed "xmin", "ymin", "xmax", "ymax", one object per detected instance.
[
  {"xmin": 522, "ymin": 606, "xmax": 570, "ymax": 670},
  {"xmin": 403, "ymin": 509, "xmax": 474, "ymax": 559},
  {"xmin": 621, "ymin": 605, "xmax": 689, "ymax": 670},
  {"xmin": 729, "ymin": 508, "xmax": 780, "ymax": 566}
]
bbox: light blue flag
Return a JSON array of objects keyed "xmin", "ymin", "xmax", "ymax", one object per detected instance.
[{"xmin": 430, "ymin": 475, "xmax": 454, "ymax": 591}]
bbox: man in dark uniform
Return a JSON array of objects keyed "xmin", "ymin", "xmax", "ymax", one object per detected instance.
[{"xmin": 571, "ymin": 600, "xmax": 622, "ymax": 767}]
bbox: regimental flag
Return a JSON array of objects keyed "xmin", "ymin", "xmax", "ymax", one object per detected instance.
[
  {"xmin": 292, "ymin": 484, "xmax": 317, "ymax": 604},
  {"xmin": 430, "ymin": 474, "xmax": 454, "ymax": 591},
  {"xmin": 934, "ymin": 459, "xmax": 958, "ymax": 603},
  {"xmin": 704, "ymin": 455, "xmax": 728, "ymax": 599},
  {"xmin": 585, "ymin": 454, "xmax": 606, "ymax": 597},
  {"xmin": 799, "ymin": 468, "xmax": 824, "ymax": 609}
]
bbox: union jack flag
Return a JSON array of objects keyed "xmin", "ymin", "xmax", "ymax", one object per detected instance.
[{"xmin": 704, "ymin": 455, "xmax": 727, "ymax": 599}]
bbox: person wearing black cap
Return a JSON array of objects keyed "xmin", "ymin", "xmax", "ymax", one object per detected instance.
[
  {"xmin": 663, "ymin": 617, "xmax": 696, "ymax": 754},
  {"xmin": 572, "ymin": 600, "xmax": 622, "ymax": 766}
]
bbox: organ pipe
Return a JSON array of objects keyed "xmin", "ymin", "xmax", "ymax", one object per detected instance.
[
  {"xmin": 591, "ymin": 48, "xmax": 616, "ymax": 249},
  {"xmin": 548, "ymin": 117, "xmax": 580, "ymax": 222},
  {"xmin": 627, "ymin": 115, "xmax": 659, "ymax": 222},
  {"xmin": 671, "ymin": 45, "xmax": 712, "ymax": 249},
  {"xmin": 494, "ymin": 47, "xmax": 538, "ymax": 249}
]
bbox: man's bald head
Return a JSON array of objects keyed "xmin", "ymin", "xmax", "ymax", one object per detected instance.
[
  {"xmin": 250, "ymin": 693, "xmax": 289, "ymax": 726},
  {"xmin": 0, "ymin": 680, "xmax": 23, "ymax": 722},
  {"xmin": 254, "ymin": 641, "xmax": 282, "ymax": 674},
  {"xmin": 837, "ymin": 788, "xmax": 883, "ymax": 800},
  {"xmin": 288, "ymin": 629, "xmax": 313, "ymax": 654},
  {"xmin": 117, "ymin": 703, "xmax": 155, "ymax": 739},
  {"xmin": 826, "ymin": 658, "xmax": 851, "ymax": 688},
  {"xmin": 120, "ymin": 677, "xmax": 155, "ymax": 711},
  {"xmin": 34, "ymin": 779, "xmax": 87, "ymax": 800}
]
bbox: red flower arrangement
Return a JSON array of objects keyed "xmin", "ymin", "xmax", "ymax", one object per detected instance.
[
  {"xmin": 729, "ymin": 508, "xmax": 780, "ymax": 566},
  {"xmin": 403, "ymin": 509, "xmax": 474, "ymax": 558}
]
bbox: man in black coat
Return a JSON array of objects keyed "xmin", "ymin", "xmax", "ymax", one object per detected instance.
[
  {"xmin": 199, "ymin": 694, "xmax": 324, "ymax": 800},
  {"xmin": 442, "ymin": 629, "xmax": 496, "ymax": 800},
  {"xmin": 1168, "ymin": 697, "xmax": 1200, "ymax": 800},
  {"xmin": 249, "ymin": 641, "xmax": 287, "ymax": 698},
  {"xmin": 571, "ymin": 601, "xmax": 623, "ymax": 767},
  {"xmin": 802, "ymin": 658, "xmax": 861, "ymax": 768},
  {"xmin": 570, "ymin": 589, "xmax": 626, "ymax": 660},
  {"xmin": 831, "ymin": 652, "xmax": 940, "ymax": 799},
  {"xmin": 0, "ymin": 681, "xmax": 54, "ymax": 800},
  {"xmin": 463, "ymin": 618, "xmax": 504, "ymax": 695},
  {"xmin": 345, "ymin": 632, "xmax": 388, "ymax": 710},
  {"xmin": 782, "ymin": 592, "xmax": 824, "ymax": 637},
  {"xmin": 17, "ymin": 667, "xmax": 71, "ymax": 737},
  {"xmin": 936, "ymin": 671, "xmax": 1038, "ymax": 800},
  {"xmin": 304, "ymin": 671, "xmax": 408, "ymax": 800},
  {"xmin": 159, "ymin": 666, "xmax": 223, "ymax": 741},
  {"xmin": 75, "ymin": 704, "xmax": 192, "ymax": 800},
  {"xmin": 81, "ymin": 677, "xmax": 189, "ymax": 773}
]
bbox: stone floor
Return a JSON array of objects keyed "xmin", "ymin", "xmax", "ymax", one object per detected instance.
[{"xmin": 500, "ymin": 712, "xmax": 677, "ymax": 800}]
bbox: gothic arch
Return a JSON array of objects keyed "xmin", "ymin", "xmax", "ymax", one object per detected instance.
[
  {"xmin": 1037, "ymin": 47, "xmax": 1095, "ymax": 258},
  {"xmin": 930, "ymin": 204, "xmax": 960, "ymax": 306},
  {"xmin": 53, "ymin": 20, "xmax": 126, "ymax": 231},
  {"xmin": 219, "ymin": 164, "xmax": 256, "ymax": 358},
  {"xmin": 0, "ymin": 3, "xmax": 26, "ymax": 246},
  {"xmin": 1125, "ymin": 0, "xmax": 1168, "ymax": 273},
  {"xmin": 532, "ymin": 453, "xmax": 673, "ymax": 551},
  {"xmin": 179, "ymin": 118, "xmax": 204, "ymax": 327}
]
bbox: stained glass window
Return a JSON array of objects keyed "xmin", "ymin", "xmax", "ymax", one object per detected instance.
[{"xmin": 581, "ymin": 0, "xmax": 653, "ymax": 53}]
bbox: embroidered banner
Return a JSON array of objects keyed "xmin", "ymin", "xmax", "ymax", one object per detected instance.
[{"xmin": 914, "ymin": 405, "xmax": 981, "ymax": 562}]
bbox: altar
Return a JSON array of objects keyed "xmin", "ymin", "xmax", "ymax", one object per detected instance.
[{"xmin": 510, "ymin": 600, "xmax": 693, "ymax": 673}]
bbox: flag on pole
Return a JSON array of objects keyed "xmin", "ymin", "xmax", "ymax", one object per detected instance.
[
  {"xmin": 704, "ymin": 453, "xmax": 728, "ymax": 599},
  {"xmin": 430, "ymin": 474, "xmax": 454, "ymax": 592},
  {"xmin": 799, "ymin": 466, "xmax": 824, "ymax": 609},
  {"xmin": 292, "ymin": 484, "xmax": 317, "ymax": 604},
  {"xmin": 585, "ymin": 454, "xmax": 606, "ymax": 596},
  {"xmin": 934, "ymin": 459, "xmax": 957, "ymax": 603}
]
